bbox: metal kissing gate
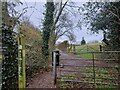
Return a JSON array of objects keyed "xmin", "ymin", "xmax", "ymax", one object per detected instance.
[{"xmin": 52, "ymin": 50, "xmax": 120, "ymax": 88}]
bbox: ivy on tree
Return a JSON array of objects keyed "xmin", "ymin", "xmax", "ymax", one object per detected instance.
[
  {"xmin": 42, "ymin": 0, "xmax": 55, "ymax": 61},
  {"xmin": 2, "ymin": 2, "xmax": 18, "ymax": 89},
  {"xmin": 2, "ymin": 24, "xmax": 18, "ymax": 89}
]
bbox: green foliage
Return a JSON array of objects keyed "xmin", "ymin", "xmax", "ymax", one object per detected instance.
[
  {"xmin": 1, "ymin": 1, "xmax": 22, "ymax": 89},
  {"xmin": 75, "ymin": 43, "xmax": 100, "ymax": 59},
  {"xmin": 26, "ymin": 39, "xmax": 46, "ymax": 78},
  {"xmin": 2, "ymin": 24, "xmax": 18, "ymax": 89},
  {"xmin": 19, "ymin": 21, "xmax": 47, "ymax": 78},
  {"xmin": 82, "ymin": 2, "xmax": 120, "ymax": 50}
]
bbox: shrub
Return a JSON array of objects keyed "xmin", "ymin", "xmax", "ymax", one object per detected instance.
[{"xmin": 26, "ymin": 39, "xmax": 47, "ymax": 79}]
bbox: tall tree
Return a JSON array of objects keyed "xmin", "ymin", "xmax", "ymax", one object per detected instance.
[
  {"xmin": 42, "ymin": 0, "xmax": 55, "ymax": 62},
  {"xmin": 42, "ymin": 0, "xmax": 79, "ymax": 62},
  {"xmin": 82, "ymin": 2, "xmax": 120, "ymax": 50},
  {"xmin": 49, "ymin": 10, "xmax": 74, "ymax": 51},
  {"xmin": 49, "ymin": 0, "xmax": 77, "ymax": 51}
]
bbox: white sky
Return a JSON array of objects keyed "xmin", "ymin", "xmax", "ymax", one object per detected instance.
[
  {"xmin": 15, "ymin": 1, "xmax": 103, "ymax": 44},
  {"xmin": 18, "ymin": 0, "xmax": 118, "ymax": 2}
]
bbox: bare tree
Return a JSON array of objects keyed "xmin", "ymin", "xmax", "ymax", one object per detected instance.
[{"xmin": 49, "ymin": 0, "xmax": 79, "ymax": 51}]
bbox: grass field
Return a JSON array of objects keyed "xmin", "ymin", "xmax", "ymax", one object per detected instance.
[
  {"xmin": 75, "ymin": 43, "xmax": 102, "ymax": 52},
  {"xmin": 74, "ymin": 43, "xmax": 102, "ymax": 59}
]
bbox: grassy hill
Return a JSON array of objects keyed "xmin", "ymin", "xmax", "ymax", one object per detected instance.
[
  {"xmin": 74, "ymin": 43, "xmax": 102, "ymax": 59},
  {"xmin": 20, "ymin": 23, "xmax": 42, "ymax": 45},
  {"xmin": 75, "ymin": 43, "xmax": 102, "ymax": 52}
]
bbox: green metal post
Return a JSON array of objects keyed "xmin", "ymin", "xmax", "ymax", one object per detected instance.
[
  {"xmin": 18, "ymin": 34, "xmax": 26, "ymax": 89},
  {"xmin": 92, "ymin": 52, "xmax": 95, "ymax": 88},
  {"xmin": 118, "ymin": 52, "xmax": 120, "ymax": 89}
]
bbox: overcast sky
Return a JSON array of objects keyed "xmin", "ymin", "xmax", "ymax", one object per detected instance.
[{"xmin": 15, "ymin": 1, "xmax": 103, "ymax": 44}]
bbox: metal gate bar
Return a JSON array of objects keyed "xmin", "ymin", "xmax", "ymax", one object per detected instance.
[
  {"xmin": 60, "ymin": 69, "xmax": 118, "ymax": 74},
  {"xmin": 60, "ymin": 75, "xmax": 118, "ymax": 80},
  {"xmin": 59, "ymin": 51, "xmax": 119, "ymax": 88},
  {"xmin": 62, "ymin": 64, "xmax": 118, "ymax": 68},
  {"xmin": 61, "ymin": 58, "xmax": 119, "ymax": 61},
  {"xmin": 60, "ymin": 80, "xmax": 118, "ymax": 86}
]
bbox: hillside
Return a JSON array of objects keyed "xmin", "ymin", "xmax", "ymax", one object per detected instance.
[
  {"xmin": 75, "ymin": 43, "xmax": 102, "ymax": 52},
  {"xmin": 74, "ymin": 43, "xmax": 103, "ymax": 59},
  {"xmin": 19, "ymin": 22, "xmax": 45, "ymax": 79},
  {"xmin": 20, "ymin": 23, "xmax": 41, "ymax": 45}
]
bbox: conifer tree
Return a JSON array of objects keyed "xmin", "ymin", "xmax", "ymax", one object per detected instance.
[{"xmin": 81, "ymin": 37, "xmax": 86, "ymax": 45}]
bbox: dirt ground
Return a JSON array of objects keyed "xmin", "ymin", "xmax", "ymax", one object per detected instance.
[
  {"xmin": 27, "ymin": 70, "xmax": 56, "ymax": 88},
  {"xmin": 27, "ymin": 51, "xmax": 79, "ymax": 88}
]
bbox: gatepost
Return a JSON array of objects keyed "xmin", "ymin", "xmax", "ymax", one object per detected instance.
[
  {"xmin": 52, "ymin": 50, "xmax": 59, "ymax": 85},
  {"xmin": 18, "ymin": 34, "xmax": 26, "ymax": 89}
]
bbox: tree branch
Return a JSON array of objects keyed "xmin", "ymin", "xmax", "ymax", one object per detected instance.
[
  {"xmin": 106, "ymin": 7, "xmax": 120, "ymax": 22},
  {"xmin": 51, "ymin": 0, "xmax": 69, "ymax": 32}
]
